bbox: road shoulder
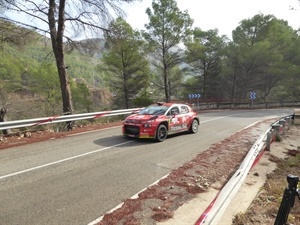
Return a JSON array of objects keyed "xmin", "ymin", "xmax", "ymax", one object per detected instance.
[{"xmin": 157, "ymin": 124, "xmax": 300, "ymax": 225}]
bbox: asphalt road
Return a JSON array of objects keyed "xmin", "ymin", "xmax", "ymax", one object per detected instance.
[{"xmin": 0, "ymin": 109, "xmax": 294, "ymax": 225}]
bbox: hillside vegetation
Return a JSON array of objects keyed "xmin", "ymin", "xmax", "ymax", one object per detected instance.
[
  {"xmin": 1, "ymin": 21, "xmax": 111, "ymax": 122},
  {"xmin": 1, "ymin": 12, "xmax": 300, "ymax": 124}
]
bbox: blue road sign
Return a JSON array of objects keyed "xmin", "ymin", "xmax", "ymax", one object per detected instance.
[
  {"xmin": 188, "ymin": 93, "xmax": 201, "ymax": 99},
  {"xmin": 250, "ymin": 91, "xmax": 256, "ymax": 100}
]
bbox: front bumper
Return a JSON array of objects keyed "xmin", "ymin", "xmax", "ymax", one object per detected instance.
[{"xmin": 123, "ymin": 124, "xmax": 156, "ymax": 139}]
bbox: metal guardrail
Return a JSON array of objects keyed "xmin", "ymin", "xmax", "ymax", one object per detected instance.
[
  {"xmin": 195, "ymin": 114, "xmax": 294, "ymax": 225},
  {"xmin": 0, "ymin": 108, "xmax": 142, "ymax": 131},
  {"xmin": 1, "ymin": 101, "xmax": 299, "ymax": 131},
  {"xmin": 192, "ymin": 101, "xmax": 300, "ymax": 110}
]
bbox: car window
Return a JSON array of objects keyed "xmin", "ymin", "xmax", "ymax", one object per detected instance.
[
  {"xmin": 180, "ymin": 106, "xmax": 189, "ymax": 114},
  {"xmin": 167, "ymin": 107, "xmax": 180, "ymax": 116},
  {"xmin": 138, "ymin": 106, "xmax": 169, "ymax": 115}
]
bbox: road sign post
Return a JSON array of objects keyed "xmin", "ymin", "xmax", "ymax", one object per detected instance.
[
  {"xmin": 188, "ymin": 93, "xmax": 201, "ymax": 105},
  {"xmin": 249, "ymin": 91, "xmax": 256, "ymax": 108}
]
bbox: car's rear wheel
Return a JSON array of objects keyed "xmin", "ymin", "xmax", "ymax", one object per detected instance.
[
  {"xmin": 156, "ymin": 124, "xmax": 168, "ymax": 142},
  {"xmin": 189, "ymin": 119, "xmax": 199, "ymax": 133}
]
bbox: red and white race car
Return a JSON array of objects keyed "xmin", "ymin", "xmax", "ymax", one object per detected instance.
[{"xmin": 122, "ymin": 102, "xmax": 200, "ymax": 142}]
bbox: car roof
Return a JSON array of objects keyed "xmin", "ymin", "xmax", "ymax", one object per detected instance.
[{"xmin": 153, "ymin": 102, "xmax": 190, "ymax": 107}]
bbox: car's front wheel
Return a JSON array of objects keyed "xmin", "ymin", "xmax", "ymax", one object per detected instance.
[
  {"xmin": 189, "ymin": 119, "xmax": 199, "ymax": 133},
  {"xmin": 156, "ymin": 124, "xmax": 168, "ymax": 142}
]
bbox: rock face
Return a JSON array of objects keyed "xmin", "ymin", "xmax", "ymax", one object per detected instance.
[{"xmin": 90, "ymin": 88, "xmax": 112, "ymax": 107}]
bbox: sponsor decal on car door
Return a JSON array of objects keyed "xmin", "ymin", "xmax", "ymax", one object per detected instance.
[{"xmin": 169, "ymin": 107, "xmax": 187, "ymax": 133}]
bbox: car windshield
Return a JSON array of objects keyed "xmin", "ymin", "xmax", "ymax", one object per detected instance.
[{"xmin": 138, "ymin": 105, "xmax": 169, "ymax": 115}]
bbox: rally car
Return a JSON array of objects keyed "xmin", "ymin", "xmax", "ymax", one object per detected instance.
[{"xmin": 122, "ymin": 102, "xmax": 199, "ymax": 142}]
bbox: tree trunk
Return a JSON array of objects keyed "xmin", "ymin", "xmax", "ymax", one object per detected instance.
[
  {"xmin": 164, "ymin": 72, "xmax": 170, "ymax": 102},
  {"xmin": 0, "ymin": 106, "xmax": 9, "ymax": 135},
  {"xmin": 123, "ymin": 71, "xmax": 129, "ymax": 109},
  {"xmin": 48, "ymin": 0, "xmax": 74, "ymax": 130},
  {"xmin": 163, "ymin": 62, "xmax": 170, "ymax": 103},
  {"xmin": 231, "ymin": 63, "xmax": 238, "ymax": 103}
]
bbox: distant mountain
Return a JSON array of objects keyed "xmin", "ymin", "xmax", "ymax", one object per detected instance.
[{"xmin": 69, "ymin": 38, "xmax": 107, "ymax": 58}]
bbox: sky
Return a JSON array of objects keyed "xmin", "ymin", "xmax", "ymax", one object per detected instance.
[
  {"xmin": 3, "ymin": 0, "xmax": 300, "ymax": 40},
  {"xmin": 122, "ymin": 0, "xmax": 300, "ymax": 38}
]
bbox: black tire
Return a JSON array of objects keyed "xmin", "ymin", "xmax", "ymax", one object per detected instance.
[
  {"xmin": 189, "ymin": 119, "xmax": 199, "ymax": 133},
  {"xmin": 156, "ymin": 124, "xmax": 168, "ymax": 142}
]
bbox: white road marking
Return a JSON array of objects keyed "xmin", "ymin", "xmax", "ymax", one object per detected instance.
[
  {"xmin": 200, "ymin": 113, "xmax": 242, "ymax": 123},
  {"xmin": 87, "ymin": 114, "xmax": 279, "ymax": 225},
  {"xmin": 87, "ymin": 173, "xmax": 171, "ymax": 225},
  {"xmin": 66, "ymin": 125, "xmax": 122, "ymax": 137},
  {"xmin": 0, "ymin": 140, "xmax": 133, "ymax": 180},
  {"xmin": 201, "ymin": 116, "xmax": 229, "ymax": 123},
  {"xmin": 1, "ymin": 113, "xmax": 274, "ymax": 181}
]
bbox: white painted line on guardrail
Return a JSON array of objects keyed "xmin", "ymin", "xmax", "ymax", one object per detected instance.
[{"xmin": 0, "ymin": 140, "xmax": 133, "ymax": 180}]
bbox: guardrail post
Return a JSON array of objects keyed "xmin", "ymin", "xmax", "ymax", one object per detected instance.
[
  {"xmin": 272, "ymin": 124, "xmax": 281, "ymax": 141},
  {"xmin": 274, "ymin": 175, "xmax": 299, "ymax": 225},
  {"xmin": 285, "ymin": 117, "xmax": 291, "ymax": 130},
  {"xmin": 266, "ymin": 131, "xmax": 272, "ymax": 151},
  {"xmin": 279, "ymin": 119, "xmax": 286, "ymax": 135}
]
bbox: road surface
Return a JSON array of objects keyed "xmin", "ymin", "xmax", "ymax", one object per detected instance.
[{"xmin": 0, "ymin": 109, "xmax": 293, "ymax": 225}]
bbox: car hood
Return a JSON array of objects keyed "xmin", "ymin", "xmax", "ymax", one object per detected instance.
[{"xmin": 125, "ymin": 114, "xmax": 162, "ymax": 122}]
